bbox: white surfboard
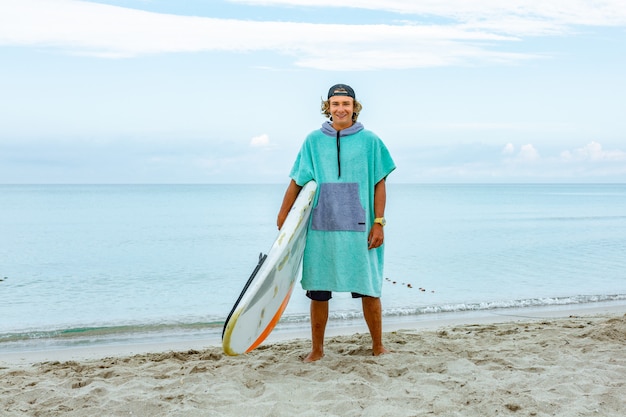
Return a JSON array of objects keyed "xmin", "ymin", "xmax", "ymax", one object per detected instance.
[{"xmin": 222, "ymin": 180, "xmax": 317, "ymax": 356}]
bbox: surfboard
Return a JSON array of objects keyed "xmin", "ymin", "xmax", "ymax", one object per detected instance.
[{"xmin": 222, "ymin": 180, "xmax": 317, "ymax": 356}]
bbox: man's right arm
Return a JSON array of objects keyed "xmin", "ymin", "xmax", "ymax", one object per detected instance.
[{"xmin": 277, "ymin": 179, "xmax": 302, "ymax": 229}]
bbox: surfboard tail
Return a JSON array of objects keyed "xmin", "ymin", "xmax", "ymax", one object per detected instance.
[{"xmin": 245, "ymin": 281, "xmax": 295, "ymax": 353}]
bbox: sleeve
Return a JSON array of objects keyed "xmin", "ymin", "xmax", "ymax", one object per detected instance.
[
  {"xmin": 289, "ymin": 137, "xmax": 315, "ymax": 186},
  {"xmin": 374, "ymin": 138, "xmax": 396, "ymax": 183}
]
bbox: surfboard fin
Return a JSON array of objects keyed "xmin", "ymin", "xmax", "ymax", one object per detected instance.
[{"xmin": 222, "ymin": 252, "xmax": 268, "ymax": 338}]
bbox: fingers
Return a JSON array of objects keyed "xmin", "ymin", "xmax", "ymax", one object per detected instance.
[
  {"xmin": 367, "ymin": 232, "xmax": 384, "ymax": 249},
  {"xmin": 368, "ymin": 239, "xmax": 383, "ymax": 250}
]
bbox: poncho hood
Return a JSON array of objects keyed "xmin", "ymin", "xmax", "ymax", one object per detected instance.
[{"xmin": 320, "ymin": 121, "xmax": 364, "ymax": 137}]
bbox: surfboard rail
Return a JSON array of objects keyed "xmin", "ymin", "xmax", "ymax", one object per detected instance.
[{"xmin": 222, "ymin": 180, "xmax": 317, "ymax": 355}]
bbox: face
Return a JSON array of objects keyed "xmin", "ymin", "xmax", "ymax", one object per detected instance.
[{"xmin": 329, "ymin": 96, "xmax": 354, "ymax": 129}]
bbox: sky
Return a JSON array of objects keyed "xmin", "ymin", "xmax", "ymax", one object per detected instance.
[{"xmin": 1, "ymin": 0, "xmax": 626, "ymax": 184}]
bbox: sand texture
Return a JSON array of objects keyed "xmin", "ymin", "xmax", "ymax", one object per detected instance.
[{"xmin": 1, "ymin": 314, "xmax": 625, "ymax": 417}]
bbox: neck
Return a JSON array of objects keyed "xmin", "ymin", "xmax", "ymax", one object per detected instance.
[{"xmin": 332, "ymin": 121, "xmax": 353, "ymax": 131}]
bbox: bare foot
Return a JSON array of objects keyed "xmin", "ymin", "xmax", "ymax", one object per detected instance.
[
  {"xmin": 303, "ymin": 351, "xmax": 324, "ymax": 362},
  {"xmin": 373, "ymin": 346, "xmax": 390, "ymax": 356}
]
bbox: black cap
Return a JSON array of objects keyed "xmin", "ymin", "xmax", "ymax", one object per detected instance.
[{"xmin": 327, "ymin": 84, "xmax": 355, "ymax": 99}]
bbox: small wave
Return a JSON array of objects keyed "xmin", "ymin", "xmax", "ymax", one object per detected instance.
[
  {"xmin": 283, "ymin": 293, "xmax": 626, "ymax": 323},
  {"xmin": 0, "ymin": 321, "xmax": 223, "ymax": 348},
  {"xmin": 382, "ymin": 294, "xmax": 626, "ymax": 317},
  {"xmin": 1, "ymin": 294, "xmax": 624, "ymax": 350}
]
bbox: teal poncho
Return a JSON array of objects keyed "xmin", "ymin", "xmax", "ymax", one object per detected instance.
[{"xmin": 290, "ymin": 121, "xmax": 396, "ymax": 297}]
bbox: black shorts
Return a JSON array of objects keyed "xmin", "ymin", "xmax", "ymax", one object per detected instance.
[{"xmin": 306, "ymin": 290, "xmax": 371, "ymax": 302}]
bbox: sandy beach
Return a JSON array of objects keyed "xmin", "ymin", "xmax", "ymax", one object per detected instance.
[{"xmin": 1, "ymin": 305, "xmax": 625, "ymax": 417}]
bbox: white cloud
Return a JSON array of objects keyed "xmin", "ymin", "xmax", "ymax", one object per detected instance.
[
  {"xmin": 502, "ymin": 143, "xmax": 515, "ymax": 155},
  {"xmin": 250, "ymin": 134, "xmax": 271, "ymax": 148},
  {"xmin": 400, "ymin": 141, "xmax": 626, "ymax": 182},
  {"xmin": 1, "ymin": 0, "xmax": 624, "ymax": 69},
  {"xmin": 232, "ymin": 0, "xmax": 626, "ymax": 31},
  {"xmin": 518, "ymin": 144, "xmax": 540, "ymax": 162},
  {"xmin": 503, "ymin": 143, "xmax": 540, "ymax": 163},
  {"xmin": 560, "ymin": 141, "xmax": 626, "ymax": 162}
]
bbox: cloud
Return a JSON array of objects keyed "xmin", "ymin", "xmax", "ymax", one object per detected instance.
[
  {"xmin": 560, "ymin": 141, "xmax": 626, "ymax": 162},
  {"xmin": 250, "ymin": 134, "xmax": 271, "ymax": 148},
  {"xmin": 500, "ymin": 141, "xmax": 626, "ymax": 166},
  {"xmin": 518, "ymin": 144, "xmax": 541, "ymax": 162},
  {"xmin": 398, "ymin": 140, "xmax": 626, "ymax": 182},
  {"xmin": 502, "ymin": 143, "xmax": 540, "ymax": 163},
  {"xmin": 502, "ymin": 143, "xmax": 515, "ymax": 155},
  {"xmin": 1, "ymin": 0, "xmax": 625, "ymax": 69},
  {"xmin": 233, "ymin": 0, "xmax": 626, "ymax": 33}
]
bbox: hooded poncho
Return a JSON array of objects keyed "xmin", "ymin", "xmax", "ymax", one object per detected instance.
[{"xmin": 289, "ymin": 121, "xmax": 396, "ymax": 297}]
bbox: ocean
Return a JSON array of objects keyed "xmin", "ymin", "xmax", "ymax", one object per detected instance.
[{"xmin": 1, "ymin": 183, "xmax": 625, "ymax": 352}]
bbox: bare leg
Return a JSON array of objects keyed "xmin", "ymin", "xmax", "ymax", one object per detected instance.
[
  {"xmin": 362, "ymin": 297, "xmax": 390, "ymax": 356},
  {"xmin": 304, "ymin": 300, "xmax": 328, "ymax": 362}
]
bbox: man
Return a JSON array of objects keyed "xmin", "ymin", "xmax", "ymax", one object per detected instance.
[{"xmin": 277, "ymin": 84, "xmax": 396, "ymax": 362}]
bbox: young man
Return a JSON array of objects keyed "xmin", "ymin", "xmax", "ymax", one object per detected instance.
[{"xmin": 277, "ymin": 84, "xmax": 396, "ymax": 362}]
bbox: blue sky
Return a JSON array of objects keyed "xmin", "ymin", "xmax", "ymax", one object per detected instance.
[{"xmin": 1, "ymin": 0, "xmax": 625, "ymax": 184}]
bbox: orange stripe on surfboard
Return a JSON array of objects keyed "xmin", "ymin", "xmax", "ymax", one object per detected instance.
[{"xmin": 245, "ymin": 282, "xmax": 295, "ymax": 353}]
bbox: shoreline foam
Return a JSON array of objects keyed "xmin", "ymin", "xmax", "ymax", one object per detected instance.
[{"xmin": 2, "ymin": 300, "xmax": 624, "ymax": 366}]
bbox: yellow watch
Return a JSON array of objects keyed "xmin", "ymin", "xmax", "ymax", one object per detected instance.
[{"xmin": 374, "ymin": 217, "xmax": 386, "ymax": 226}]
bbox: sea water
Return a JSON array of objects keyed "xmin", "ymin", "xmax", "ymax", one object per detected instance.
[{"xmin": 1, "ymin": 184, "xmax": 625, "ymax": 352}]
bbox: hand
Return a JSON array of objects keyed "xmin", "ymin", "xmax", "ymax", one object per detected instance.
[
  {"xmin": 367, "ymin": 223, "xmax": 384, "ymax": 250},
  {"xmin": 277, "ymin": 213, "xmax": 287, "ymax": 230}
]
